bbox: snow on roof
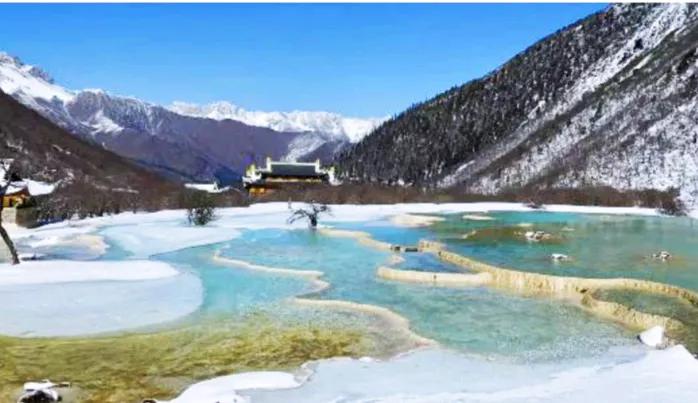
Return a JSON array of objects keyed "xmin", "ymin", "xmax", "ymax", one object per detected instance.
[
  {"xmin": 267, "ymin": 163, "xmax": 324, "ymax": 177},
  {"xmin": 184, "ymin": 183, "xmax": 229, "ymax": 194},
  {"xmin": 2, "ymin": 180, "xmax": 56, "ymax": 197},
  {"xmin": 1, "ymin": 180, "xmax": 28, "ymax": 196},
  {"xmin": 26, "ymin": 180, "xmax": 56, "ymax": 196}
]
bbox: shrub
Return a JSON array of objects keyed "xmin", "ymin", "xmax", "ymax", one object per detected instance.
[{"xmin": 184, "ymin": 191, "xmax": 217, "ymax": 226}]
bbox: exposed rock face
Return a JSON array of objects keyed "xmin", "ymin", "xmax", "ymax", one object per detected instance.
[{"xmin": 338, "ymin": 4, "xmax": 698, "ymax": 207}]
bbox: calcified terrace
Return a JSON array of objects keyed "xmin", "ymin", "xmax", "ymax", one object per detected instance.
[
  {"xmin": 216, "ymin": 216, "xmax": 698, "ymax": 353},
  {"xmin": 319, "ymin": 223, "xmax": 698, "ymax": 350}
]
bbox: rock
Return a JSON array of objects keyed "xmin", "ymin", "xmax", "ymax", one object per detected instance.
[
  {"xmin": 462, "ymin": 230, "xmax": 478, "ymax": 239},
  {"xmin": 18, "ymin": 389, "xmax": 59, "ymax": 403},
  {"xmin": 18, "ymin": 380, "xmax": 69, "ymax": 403},
  {"xmin": 639, "ymin": 326, "xmax": 666, "ymax": 348},
  {"xmin": 551, "ymin": 253, "xmax": 570, "ymax": 262},
  {"xmin": 651, "ymin": 251, "xmax": 672, "ymax": 261},
  {"xmin": 524, "ymin": 231, "xmax": 552, "ymax": 242}
]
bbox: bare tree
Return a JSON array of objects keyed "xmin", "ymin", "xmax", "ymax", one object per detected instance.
[
  {"xmin": 287, "ymin": 201, "xmax": 331, "ymax": 229},
  {"xmin": 0, "ymin": 160, "xmax": 20, "ymax": 264}
]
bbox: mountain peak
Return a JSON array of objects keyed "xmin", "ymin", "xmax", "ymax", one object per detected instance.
[
  {"xmin": 0, "ymin": 51, "xmax": 73, "ymax": 105},
  {"xmin": 0, "ymin": 52, "xmax": 21, "ymax": 67},
  {"xmin": 169, "ymin": 101, "xmax": 387, "ymax": 142},
  {"xmin": 0, "ymin": 52, "xmax": 56, "ymax": 84}
]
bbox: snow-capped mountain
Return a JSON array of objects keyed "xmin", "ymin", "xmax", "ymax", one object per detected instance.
[
  {"xmin": 0, "ymin": 52, "xmax": 375, "ymax": 183},
  {"xmin": 0, "ymin": 89, "xmax": 175, "ymax": 199},
  {"xmin": 339, "ymin": 3, "xmax": 698, "ymax": 207},
  {"xmin": 170, "ymin": 101, "xmax": 386, "ymax": 143}
]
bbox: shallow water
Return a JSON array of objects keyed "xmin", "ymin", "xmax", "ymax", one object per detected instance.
[
  {"xmin": 429, "ymin": 212, "xmax": 698, "ymax": 291},
  {"xmin": 396, "ymin": 252, "xmax": 464, "ymax": 273},
  {"xmin": 216, "ymin": 228, "xmax": 631, "ymax": 362}
]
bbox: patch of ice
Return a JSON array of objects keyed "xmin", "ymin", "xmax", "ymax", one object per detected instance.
[
  {"xmin": 389, "ymin": 214, "xmax": 445, "ymax": 227},
  {"xmin": 0, "ymin": 271, "xmax": 202, "ymax": 337},
  {"xmin": 101, "ymin": 222, "xmax": 240, "ymax": 258},
  {"xmin": 244, "ymin": 345, "xmax": 698, "ymax": 403},
  {"xmin": 0, "ymin": 260, "xmax": 178, "ymax": 285},
  {"xmin": 165, "ymin": 371, "xmax": 300, "ymax": 403}
]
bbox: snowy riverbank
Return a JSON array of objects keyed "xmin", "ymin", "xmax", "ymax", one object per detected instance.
[{"xmin": 162, "ymin": 344, "xmax": 698, "ymax": 403}]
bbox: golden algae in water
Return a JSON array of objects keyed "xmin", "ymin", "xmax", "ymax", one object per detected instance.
[
  {"xmin": 592, "ymin": 289, "xmax": 698, "ymax": 352},
  {"xmin": 0, "ymin": 315, "xmax": 374, "ymax": 403}
]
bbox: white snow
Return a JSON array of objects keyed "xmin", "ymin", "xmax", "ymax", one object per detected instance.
[
  {"xmin": 0, "ymin": 178, "xmax": 55, "ymax": 197},
  {"xmin": 639, "ymin": 326, "xmax": 666, "ymax": 348},
  {"xmin": 0, "ymin": 52, "xmax": 74, "ymax": 104},
  {"xmin": 165, "ymin": 372, "xmax": 300, "ymax": 403},
  {"xmin": 184, "ymin": 183, "xmax": 229, "ymax": 193},
  {"xmin": 169, "ymin": 101, "xmax": 386, "ymax": 142},
  {"xmin": 0, "ymin": 258, "xmax": 202, "ymax": 337},
  {"xmin": 239, "ymin": 346, "xmax": 698, "ymax": 403},
  {"xmin": 26, "ymin": 179, "xmax": 56, "ymax": 196},
  {"xmin": 100, "ymin": 222, "xmax": 240, "ymax": 258},
  {"xmin": 87, "ymin": 110, "xmax": 123, "ymax": 134},
  {"xmin": 0, "ymin": 272, "xmax": 202, "ymax": 337},
  {"xmin": 23, "ymin": 380, "xmax": 59, "ymax": 392},
  {"xmin": 284, "ymin": 132, "xmax": 333, "ymax": 162},
  {"xmin": 0, "ymin": 260, "xmax": 178, "ymax": 285}
]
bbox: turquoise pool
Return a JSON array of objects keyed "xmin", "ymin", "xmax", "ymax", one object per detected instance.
[
  {"xmin": 92, "ymin": 211, "xmax": 698, "ymax": 362},
  {"xmin": 428, "ymin": 212, "xmax": 698, "ymax": 291}
]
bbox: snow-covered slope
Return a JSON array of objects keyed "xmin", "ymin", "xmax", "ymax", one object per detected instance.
[
  {"xmin": 0, "ymin": 53, "xmax": 73, "ymax": 105},
  {"xmin": 170, "ymin": 101, "xmax": 386, "ymax": 143},
  {"xmin": 339, "ymin": 4, "xmax": 698, "ymax": 208},
  {"xmin": 0, "ymin": 52, "xmax": 368, "ymax": 182}
]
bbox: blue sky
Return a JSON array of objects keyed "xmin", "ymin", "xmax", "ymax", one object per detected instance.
[{"xmin": 0, "ymin": 3, "xmax": 605, "ymax": 117}]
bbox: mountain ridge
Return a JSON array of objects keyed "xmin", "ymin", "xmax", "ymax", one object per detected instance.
[
  {"xmin": 0, "ymin": 52, "xmax": 380, "ymax": 183},
  {"xmin": 0, "ymin": 88, "xmax": 175, "ymax": 197},
  {"xmin": 169, "ymin": 101, "xmax": 386, "ymax": 143},
  {"xmin": 338, "ymin": 3, "xmax": 698, "ymax": 207}
]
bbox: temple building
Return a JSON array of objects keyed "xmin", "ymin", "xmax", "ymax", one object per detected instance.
[
  {"xmin": 1, "ymin": 161, "xmax": 31, "ymax": 208},
  {"xmin": 2, "ymin": 183, "xmax": 31, "ymax": 208},
  {"xmin": 242, "ymin": 158, "xmax": 337, "ymax": 194}
]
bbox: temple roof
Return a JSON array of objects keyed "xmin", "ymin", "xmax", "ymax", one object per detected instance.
[{"xmin": 264, "ymin": 163, "xmax": 326, "ymax": 178}]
